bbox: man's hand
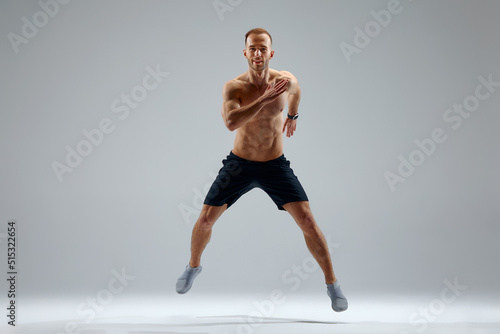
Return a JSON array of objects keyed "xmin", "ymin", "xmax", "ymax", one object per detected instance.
[
  {"xmin": 260, "ymin": 78, "xmax": 289, "ymax": 105},
  {"xmin": 282, "ymin": 117, "xmax": 297, "ymax": 137}
]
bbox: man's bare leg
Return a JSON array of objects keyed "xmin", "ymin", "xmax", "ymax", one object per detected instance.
[
  {"xmin": 190, "ymin": 204, "xmax": 227, "ymax": 267},
  {"xmin": 176, "ymin": 204, "xmax": 226, "ymax": 294},
  {"xmin": 283, "ymin": 201, "xmax": 348, "ymax": 312},
  {"xmin": 283, "ymin": 201, "xmax": 335, "ymax": 283}
]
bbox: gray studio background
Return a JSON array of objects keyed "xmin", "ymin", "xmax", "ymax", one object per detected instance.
[{"xmin": 1, "ymin": 0, "xmax": 499, "ymax": 316}]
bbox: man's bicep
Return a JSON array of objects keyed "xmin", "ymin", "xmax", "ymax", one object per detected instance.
[
  {"xmin": 222, "ymin": 82, "xmax": 241, "ymax": 115},
  {"xmin": 288, "ymin": 80, "xmax": 301, "ymax": 104},
  {"xmin": 279, "ymin": 71, "xmax": 300, "ymax": 95},
  {"xmin": 288, "ymin": 76, "xmax": 300, "ymax": 96},
  {"xmin": 223, "ymin": 98, "xmax": 241, "ymax": 114}
]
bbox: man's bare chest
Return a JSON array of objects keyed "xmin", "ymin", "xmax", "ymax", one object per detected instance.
[{"xmin": 240, "ymin": 89, "xmax": 287, "ymax": 118}]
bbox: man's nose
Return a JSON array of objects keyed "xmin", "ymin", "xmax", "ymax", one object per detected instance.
[{"xmin": 255, "ymin": 49, "xmax": 262, "ymax": 57}]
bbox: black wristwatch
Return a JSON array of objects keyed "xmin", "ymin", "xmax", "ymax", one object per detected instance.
[{"xmin": 287, "ymin": 113, "xmax": 299, "ymax": 120}]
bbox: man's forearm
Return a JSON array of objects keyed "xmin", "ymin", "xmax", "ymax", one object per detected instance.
[
  {"xmin": 288, "ymin": 93, "xmax": 300, "ymax": 116},
  {"xmin": 225, "ymin": 97, "xmax": 266, "ymax": 131}
]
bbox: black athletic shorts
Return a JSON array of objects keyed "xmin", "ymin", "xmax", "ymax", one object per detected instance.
[{"xmin": 203, "ymin": 151, "xmax": 309, "ymax": 210}]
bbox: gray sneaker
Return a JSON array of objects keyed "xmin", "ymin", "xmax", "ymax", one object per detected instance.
[
  {"xmin": 176, "ymin": 265, "xmax": 202, "ymax": 294},
  {"xmin": 327, "ymin": 282, "xmax": 348, "ymax": 312}
]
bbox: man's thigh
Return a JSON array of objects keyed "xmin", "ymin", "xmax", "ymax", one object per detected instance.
[
  {"xmin": 258, "ymin": 170, "xmax": 309, "ymax": 210},
  {"xmin": 203, "ymin": 157, "xmax": 253, "ymax": 208}
]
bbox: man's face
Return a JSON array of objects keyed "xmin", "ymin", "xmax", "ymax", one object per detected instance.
[{"xmin": 244, "ymin": 34, "xmax": 273, "ymax": 71}]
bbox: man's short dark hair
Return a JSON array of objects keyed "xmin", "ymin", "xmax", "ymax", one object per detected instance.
[{"xmin": 245, "ymin": 28, "xmax": 272, "ymax": 46}]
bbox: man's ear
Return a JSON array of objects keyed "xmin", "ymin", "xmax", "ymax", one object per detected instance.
[
  {"xmin": 270, "ymin": 50, "xmax": 275, "ymax": 59},
  {"xmin": 243, "ymin": 49, "xmax": 247, "ymax": 57}
]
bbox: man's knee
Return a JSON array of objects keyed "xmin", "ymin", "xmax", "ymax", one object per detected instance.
[
  {"xmin": 197, "ymin": 205, "xmax": 225, "ymax": 229},
  {"xmin": 298, "ymin": 211, "xmax": 318, "ymax": 233},
  {"xmin": 197, "ymin": 213, "xmax": 214, "ymax": 229}
]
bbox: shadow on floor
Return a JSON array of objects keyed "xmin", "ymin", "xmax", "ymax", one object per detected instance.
[{"xmin": 15, "ymin": 315, "xmax": 347, "ymax": 334}]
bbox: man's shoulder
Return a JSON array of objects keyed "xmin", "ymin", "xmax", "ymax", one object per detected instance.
[
  {"xmin": 272, "ymin": 70, "xmax": 299, "ymax": 93},
  {"xmin": 222, "ymin": 78, "xmax": 246, "ymax": 99},
  {"xmin": 273, "ymin": 69, "xmax": 296, "ymax": 80},
  {"xmin": 224, "ymin": 75, "xmax": 248, "ymax": 91}
]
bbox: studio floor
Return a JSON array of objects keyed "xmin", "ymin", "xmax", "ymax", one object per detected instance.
[{"xmin": 11, "ymin": 294, "xmax": 500, "ymax": 334}]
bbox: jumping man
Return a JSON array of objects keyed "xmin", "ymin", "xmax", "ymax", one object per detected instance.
[{"xmin": 176, "ymin": 28, "xmax": 348, "ymax": 312}]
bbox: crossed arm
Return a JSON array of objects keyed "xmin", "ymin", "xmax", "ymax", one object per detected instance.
[
  {"xmin": 221, "ymin": 72, "xmax": 301, "ymax": 136},
  {"xmin": 221, "ymin": 78, "xmax": 289, "ymax": 131}
]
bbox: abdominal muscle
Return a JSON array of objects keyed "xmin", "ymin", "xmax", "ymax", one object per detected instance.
[{"xmin": 232, "ymin": 112, "xmax": 284, "ymax": 162}]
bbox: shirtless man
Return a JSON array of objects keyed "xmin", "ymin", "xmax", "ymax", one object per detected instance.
[{"xmin": 176, "ymin": 28, "xmax": 348, "ymax": 312}]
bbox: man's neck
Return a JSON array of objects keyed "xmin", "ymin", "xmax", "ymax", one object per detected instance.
[{"xmin": 247, "ymin": 67, "xmax": 270, "ymax": 89}]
